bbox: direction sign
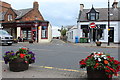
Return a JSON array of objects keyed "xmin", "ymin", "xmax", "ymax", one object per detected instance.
[{"xmin": 89, "ymin": 22, "xmax": 96, "ymax": 28}]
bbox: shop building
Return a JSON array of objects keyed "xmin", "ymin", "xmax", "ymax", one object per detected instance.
[
  {"xmin": 67, "ymin": 0, "xmax": 120, "ymax": 43},
  {"xmin": 0, "ymin": 1, "xmax": 52, "ymax": 43}
]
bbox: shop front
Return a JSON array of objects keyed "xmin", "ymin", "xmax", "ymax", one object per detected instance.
[
  {"xmin": 80, "ymin": 24, "xmax": 107, "ymax": 42},
  {"xmin": 2, "ymin": 20, "xmax": 52, "ymax": 43}
]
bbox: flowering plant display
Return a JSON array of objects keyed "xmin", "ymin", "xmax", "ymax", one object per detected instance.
[
  {"xmin": 79, "ymin": 52, "xmax": 120, "ymax": 77},
  {"xmin": 3, "ymin": 47, "xmax": 35, "ymax": 64}
]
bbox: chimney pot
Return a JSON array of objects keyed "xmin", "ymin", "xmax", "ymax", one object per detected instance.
[{"xmin": 33, "ymin": 1, "xmax": 39, "ymax": 10}]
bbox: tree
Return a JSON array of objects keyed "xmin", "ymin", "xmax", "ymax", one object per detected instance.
[{"xmin": 61, "ymin": 29, "xmax": 67, "ymax": 37}]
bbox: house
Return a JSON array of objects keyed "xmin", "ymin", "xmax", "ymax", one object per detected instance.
[
  {"xmin": 0, "ymin": 1, "xmax": 52, "ymax": 43},
  {"xmin": 66, "ymin": 25, "xmax": 78, "ymax": 42},
  {"xmin": 67, "ymin": 0, "xmax": 120, "ymax": 43}
]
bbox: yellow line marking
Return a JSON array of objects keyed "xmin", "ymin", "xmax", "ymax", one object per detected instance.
[{"xmin": 37, "ymin": 66, "xmax": 80, "ymax": 72}]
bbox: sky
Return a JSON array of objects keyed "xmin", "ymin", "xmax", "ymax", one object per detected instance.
[
  {"xmin": 1, "ymin": 0, "xmax": 118, "ymax": 37},
  {"xmin": 1, "ymin": 0, "xmax": 116, "ymax": 27}
]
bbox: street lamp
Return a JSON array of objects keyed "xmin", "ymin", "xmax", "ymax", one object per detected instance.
[{"xmin": 108, "ymin": 0, "xmax": 110, "ymax": 46}]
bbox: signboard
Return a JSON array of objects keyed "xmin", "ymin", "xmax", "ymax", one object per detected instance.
[{"xmin": 89, "ymin": 22, "xmax": 96, "ymax": 28}]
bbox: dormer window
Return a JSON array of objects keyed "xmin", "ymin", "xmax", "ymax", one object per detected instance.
[
  {"xmin": 8, "ymin": 14, "xmax": 13, "ymax": 21},
  {"xmin": 87, "ymin": 6, "xmax": 99, "ymax": 21}
]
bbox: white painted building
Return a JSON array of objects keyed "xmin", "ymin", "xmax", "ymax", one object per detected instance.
[
  {"xmin": 66, "ymin": 25, "xmax": 78, "ymax": 42},
  {"xmin": 67, "ymin": 0, "xmax": 120, "ymax": 43}
]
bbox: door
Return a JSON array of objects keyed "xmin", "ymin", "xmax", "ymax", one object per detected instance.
[{"xmin": 109, "ymin": 27, "xmax": 114, "ymax": 42}]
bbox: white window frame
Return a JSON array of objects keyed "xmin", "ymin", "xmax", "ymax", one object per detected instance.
[{"xmin": 8, "ymin": 14, "xmax": 13, "ymax": 21}]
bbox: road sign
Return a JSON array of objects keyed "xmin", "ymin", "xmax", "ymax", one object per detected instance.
[{"xmin": 89, "ymin": 22, "xmax": 96, "ymax": 28}]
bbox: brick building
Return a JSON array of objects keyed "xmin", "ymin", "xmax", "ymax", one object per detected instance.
[{"xmin": 0, "ymin": 1, "xmax": 52, "ymax": 43}]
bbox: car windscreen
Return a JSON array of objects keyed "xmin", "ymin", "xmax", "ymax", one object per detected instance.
[{"xmin": 0, "ymin": 30, "xmax": 9, "ymax": 35}]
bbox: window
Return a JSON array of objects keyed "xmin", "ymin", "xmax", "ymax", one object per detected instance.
[
  {"xmin": 90, "ymin": 13, "xmax": 95, "ymax": 20},
  {"xmin": 71, "ymin": 31, "xmax": 73, "ymax": 39},
  {"xmin": 87, "ymin": 7, "xmax": 99, "ymax": 21},
  {"xmin": 8, "ymin": 15, "xmax": 13, "ymax": 21},
  {"xmin": 41, "ymin": 26, "xmax": 48, "ymax": 39}
]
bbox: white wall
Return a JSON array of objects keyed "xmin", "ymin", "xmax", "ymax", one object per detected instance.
[
  {"xmin": 17, "ymin": 27, "xmax": 21, "ymax": 38},
  {"xmin": 78, "ymin": 21, "xmax": 120, "ymax": 43},
  {"xmin": 38, "ymin": 23, "xmax": 52, "ymax": 43},
  {"xmin": 67, "ymin": 26, "xmax": 79, "ymax": 43}
]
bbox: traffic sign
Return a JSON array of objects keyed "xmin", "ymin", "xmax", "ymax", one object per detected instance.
[{"xmin": 89, "ymin": 22, "xmax": 96, "ymax": 28}]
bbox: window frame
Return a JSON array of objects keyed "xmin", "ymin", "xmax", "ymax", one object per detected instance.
[
  {"xmin": 8, "ymin": 14, "xmax": 13, "ymax": 21},
  {"xmin": 41, "ymin": 26, "xmax": 48, "ymax": 39}
]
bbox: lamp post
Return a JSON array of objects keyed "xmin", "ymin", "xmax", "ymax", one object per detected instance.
[{"xmin": 108, "ymin": 0, "xmax": 110, "ymax": 46}]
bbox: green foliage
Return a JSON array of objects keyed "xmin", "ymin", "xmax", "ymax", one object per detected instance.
[{"xmin": 61, "ymin": 29, "xmax": 67, "ymax": 36}]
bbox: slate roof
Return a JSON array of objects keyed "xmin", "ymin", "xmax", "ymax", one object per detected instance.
[
  {"xmin": 13, "ymin": 8, "xmax": 33, "ymax": 19},
  {"xmin": 0, "ymin": 8, "xmax": 33, "ymax": 21},
  {"xmin": 78, "ymin": 8, "xmax": 120, "ymax": 22}
]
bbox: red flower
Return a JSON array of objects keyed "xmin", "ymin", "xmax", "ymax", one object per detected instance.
[
  {"xmin": 105, "ymin": 70, "xmax": 110, "ymax": 73},
  {"xmin": 21, "ymin": 48, "xmax": 26, "ymax": 50},
  {"xmin": 94, "ymin": 63, "xmax": 99, "ymax": 68},
  {"xmin": 114, "ymin": 60, "xmax": 119, "ymax": 64},
  {"xmin": 106, "ymin": 66, "xmax": 115, "ymax": 72},
  {"xmin": 85, "ymin": 58, "xmax": 88, "ymax": 61},
  {"xmin": 109, "ymin": 59, "xmax": 113, "ymax": 62},
  {"xmin": 107, "ymin": 56, "xmax": 111, "ymax": 58},
  {"xmin": 20, "ymin": 54, "xmax": 26, "ymax": 58},
  {"xmin": 79, "ymin": 59, "xmax": 86, "ymax": 65}
]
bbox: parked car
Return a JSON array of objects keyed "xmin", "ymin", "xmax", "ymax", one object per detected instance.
[{"xmin": 0, "ymin": 30, "xmax": 13, "ymax": 45}]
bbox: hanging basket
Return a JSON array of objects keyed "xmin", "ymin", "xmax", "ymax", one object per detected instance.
[
  {"xmin": 87, "ymin": 67, "xmax": 112, "ymax": 80},
  {"xmin": 9, "ymin": 58, "xmax": 29, "ymax": 72}
]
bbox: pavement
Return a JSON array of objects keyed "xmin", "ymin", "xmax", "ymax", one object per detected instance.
[
  {"xmin": 1, "ymin": 62, "xmax": 120, "ymax": 79},
  {"xmin": 69, "ymin": 42, "xmax": 119, "ymax": 48},
  {"xmin": 1, "ymin": 62, "xmax": 87, "ymax": 78}
]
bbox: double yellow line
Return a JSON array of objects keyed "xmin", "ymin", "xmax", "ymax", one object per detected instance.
[{"xmin": 36, "ymin": 66, "xmax": 81, "ymax": 72}]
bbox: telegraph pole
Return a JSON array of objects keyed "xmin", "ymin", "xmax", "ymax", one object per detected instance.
[{"xmin": 108, "ymin": 0, "xmax": 110, "ymax": 46}]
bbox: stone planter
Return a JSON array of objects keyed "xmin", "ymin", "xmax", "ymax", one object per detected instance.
[
  {"xmin": 9, "ymin": 58, "xmax": 29, "ymax": 72},
  {"xmin": 87, "ymin": 67, "xmax": 112, "ymax": 80}
]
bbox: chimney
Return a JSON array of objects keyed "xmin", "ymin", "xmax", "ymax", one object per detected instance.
[
  {"xmin": 33, "ymin": 1, "xmax": 39, "ymax": 10},
  {"xmin": 80, "ymin": 4, "xmax": 84, "ymax": 11},
  {"xmin": 112, "ymin": 0, "xmax": 118, "ymax": 8}
]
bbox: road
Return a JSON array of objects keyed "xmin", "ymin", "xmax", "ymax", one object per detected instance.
[{"xmin": 1, "ymin": 39, "xmax": 118, "ymax": 70}]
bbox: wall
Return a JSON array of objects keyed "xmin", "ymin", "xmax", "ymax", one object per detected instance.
[
  {"xmin": 67, "ymin": 26, "xmax": 78, "ymax": 43},
  {"xmin": 38, "ymin": 23, "xmax": 52, "ymax": 43},
  {"xmin": 78, "ymin": 21, "xmax": 120, "ymax": 43}
]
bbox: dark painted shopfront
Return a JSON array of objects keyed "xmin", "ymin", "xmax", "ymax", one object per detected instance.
[{"xmin": 2, "ymin": 20, "xmax": 49, "ymax": 42}]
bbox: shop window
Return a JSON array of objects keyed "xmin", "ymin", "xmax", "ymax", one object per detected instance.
[{"xmin": 41, "ymin": 26, "xmax": 48, "ymax": 39}]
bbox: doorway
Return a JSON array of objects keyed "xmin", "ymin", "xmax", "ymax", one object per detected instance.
[{"xmin": 109, "ymin": 27, "xmax": 114, "ymax": 42}]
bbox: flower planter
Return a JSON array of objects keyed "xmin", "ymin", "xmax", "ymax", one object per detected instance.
[
  {"xmin": 87, "ymin": 67, "xmax": 112, "ymax": 80},
  {"xmin": 96, "ymin": 42, "xmax": 102, "ymax": 46},
  {"xmin": 9, "ymin": 58, "xmax": 29, "ymax": 72},
  {"xmin": 79, "ymin": 52, "xmax": 120, "ymax": 80},
  {"xmin": 29, "ymin": 41, "xmax": 33, "ymax": 43}
]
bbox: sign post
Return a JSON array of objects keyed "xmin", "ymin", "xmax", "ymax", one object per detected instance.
[{"xmin": 89, "ymin": 22, "xmax": 96, "ymax": 42}]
